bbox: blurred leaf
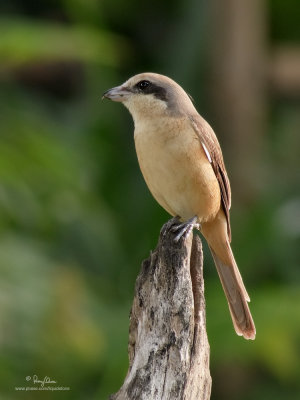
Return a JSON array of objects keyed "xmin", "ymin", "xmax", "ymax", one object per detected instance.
[{"xmin": 0, "ymin": 17, "xmax": 129, "ymax": 67}]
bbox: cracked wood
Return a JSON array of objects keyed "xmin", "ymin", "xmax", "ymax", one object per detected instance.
[{"xmin": 110, "ymin": 218, "xmax": 212, "ymax": 400}]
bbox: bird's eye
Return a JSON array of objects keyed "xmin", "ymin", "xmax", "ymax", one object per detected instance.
[{"xmin": 137, "ymin": 80, "xmax": 150, "ymax": 90}]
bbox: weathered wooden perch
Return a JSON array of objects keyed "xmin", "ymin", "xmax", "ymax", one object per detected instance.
[{"xmin": 110, "ymin": 218, "xmax": 212, "ymax": 400}]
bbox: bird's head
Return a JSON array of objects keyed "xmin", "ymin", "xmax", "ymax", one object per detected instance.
[{"xmin": 102, "ymin": 73, "xmax": 196, "ymax": 122}]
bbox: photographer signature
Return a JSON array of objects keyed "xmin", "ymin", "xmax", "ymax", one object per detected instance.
[{"xmin": 26, "ymin": 375, "xmax": 56, "ymax": 388}]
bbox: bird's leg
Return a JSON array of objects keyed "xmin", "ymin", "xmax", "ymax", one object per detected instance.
[{"xmin": 171, "ymin": 215, "xmax": 200, "ymax": 243}]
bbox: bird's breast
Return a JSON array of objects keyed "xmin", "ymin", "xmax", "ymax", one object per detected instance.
[{"xmin": 134, "ymin": 117, "xmax": 221, "ymax": 222}]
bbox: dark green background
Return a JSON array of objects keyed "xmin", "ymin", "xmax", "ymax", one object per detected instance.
[{"xmin": 0, "ymin": 0, "xmax": 299, "ymax": 399}]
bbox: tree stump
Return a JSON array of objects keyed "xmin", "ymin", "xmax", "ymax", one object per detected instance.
[{"xmin": 110, "ymin": 218, "xmax": 212, "ymax": 400}]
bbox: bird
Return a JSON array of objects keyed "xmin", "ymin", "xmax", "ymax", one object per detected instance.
[{"xmin": 103, "ymin": 72, "xmax": 256, "ymax": 340}]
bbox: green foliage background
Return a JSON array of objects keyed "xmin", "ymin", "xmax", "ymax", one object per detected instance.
[{"xmin": 0, "ymin": 0, "xmax": 299, "ymax": 399}]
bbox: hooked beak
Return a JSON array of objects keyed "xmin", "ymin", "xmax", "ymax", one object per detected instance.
[{"xmin": 102, "ymin": 85, "xmax": 132, "ymax": 102}]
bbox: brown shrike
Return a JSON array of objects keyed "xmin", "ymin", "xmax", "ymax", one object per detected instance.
[{"xmin": 103, "ymin": 73, "xmax": 256, "ymax": 340}]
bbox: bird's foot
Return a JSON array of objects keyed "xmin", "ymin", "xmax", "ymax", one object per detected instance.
[
  {"xmin": 161, "ymin": 217, "xmax": 180, "ymax": 237},
  {"xmin": 171, "ymin": 216, "xmax": 200, "ymax": 243}
]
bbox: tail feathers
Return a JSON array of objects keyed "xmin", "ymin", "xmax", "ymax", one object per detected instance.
[{"xmin": 210, "ymin": 247, "xmax": 256, "ymax": 340}]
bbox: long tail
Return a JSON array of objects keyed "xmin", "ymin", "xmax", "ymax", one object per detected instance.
[
  {"xmin": 209, "ymin": 246, "xmax": 256, "ymax": 339},
  {"xmin": 202, "ymin": 211, "xmax": 256, "ymax": 340}
]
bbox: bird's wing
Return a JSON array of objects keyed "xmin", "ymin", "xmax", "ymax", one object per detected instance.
[{"xmin": 189, "ymin": 115, "xmax": 232, "ymax": 241}]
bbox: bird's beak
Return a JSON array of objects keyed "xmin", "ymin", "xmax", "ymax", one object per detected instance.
[{"xmin": 102, "ymin": 85, "xmax": 132, "ymax": 102}]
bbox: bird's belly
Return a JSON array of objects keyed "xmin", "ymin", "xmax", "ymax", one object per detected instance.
[{"xmin": 134, "ymin": 125, "xmax": 221, "ymax": 222}]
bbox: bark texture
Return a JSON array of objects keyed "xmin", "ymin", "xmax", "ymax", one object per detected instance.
[{"xmin": 110, "ymin": 218, "xmax": 211, "ymax": 400}]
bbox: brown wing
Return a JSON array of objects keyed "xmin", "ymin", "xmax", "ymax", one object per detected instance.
[{"xmin": 189, "ymin": 114, "xmax": 232, "ymax": 241}]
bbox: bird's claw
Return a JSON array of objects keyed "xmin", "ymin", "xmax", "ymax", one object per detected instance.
[
  {"xmin": 161, "ymin": 217, "xmax": 181, "ymax": 237},
  {"xmin": 171, "ymin": 216, "xmax": 200, "ymax": 243}
]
